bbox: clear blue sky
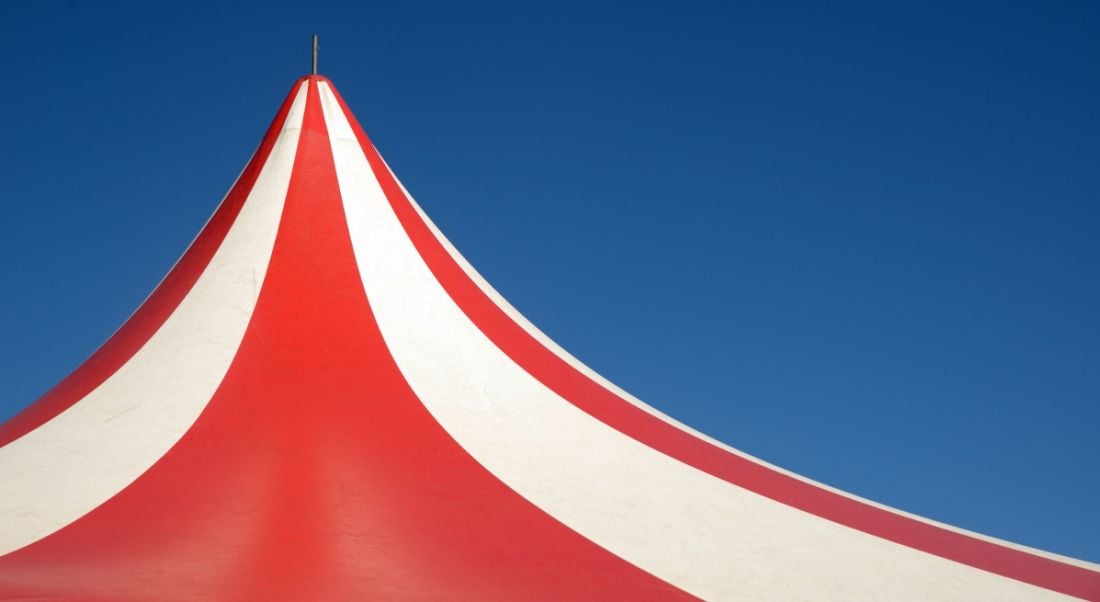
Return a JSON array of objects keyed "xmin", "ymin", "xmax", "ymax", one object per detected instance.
[{"xmin": 1, "ymin": 1, "xmax": 1097, "ymax": 562}]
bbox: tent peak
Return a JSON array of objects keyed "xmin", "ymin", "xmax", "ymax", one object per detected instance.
[{"xmin": 295, "ymin": 74, "xmax": 332, "ymax": 85}]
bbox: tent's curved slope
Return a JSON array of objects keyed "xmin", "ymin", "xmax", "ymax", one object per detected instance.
[
  {"xmin": 0, "ymin": 78, "xmax": 689, "ymax": 602},
  {"xmin": 0, "ymin": 82, "xmax": 308, "ymax": 558},
  {"xmin": 373, "ymin": 98, "xmax": 1100, "ymax": 574},
  {"xmin": 385, "ymin": 157, "xmax": 1091, "ymax": 570},
  {"xmin": 322, "ymin": 82, "xmax": 1100, "ymax": 600},
  {"xmin": 0, "ymin": 81, "xmax": 305, "ymax": 449}
]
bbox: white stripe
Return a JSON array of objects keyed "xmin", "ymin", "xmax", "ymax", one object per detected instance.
[
  {"xmin": 0, "ymin": 83, "xmax": 309, "ymax": 556},
  {"xmin": 321, "ymin": 83, "xmax": 1076, "ymax": 601},
  {"xmin": 380, "ymin": 143, "xmax": 1100, "ymax": 574}
]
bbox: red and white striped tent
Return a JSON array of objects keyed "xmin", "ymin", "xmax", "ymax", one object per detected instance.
[{"xmin": 1, "ymin": 75, "xmax": 1097, "ymax": 601}]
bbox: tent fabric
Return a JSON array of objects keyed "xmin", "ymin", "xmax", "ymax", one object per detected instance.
[{"xmin": 0, "ymin": 76, "xmax": 1097, "ymax": 601}]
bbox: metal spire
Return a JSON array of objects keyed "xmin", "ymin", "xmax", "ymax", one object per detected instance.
[{"xmin": 312, "ymin": 34, "xmax": 318, "ymax": 75}]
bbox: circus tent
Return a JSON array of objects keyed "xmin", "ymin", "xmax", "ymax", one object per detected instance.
[{"xmin": 0, "ymin": 74, "xmax": 1097, "ymax": 601}]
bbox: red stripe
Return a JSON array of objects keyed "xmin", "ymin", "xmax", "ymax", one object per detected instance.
[
  {"xmin": 0, "ymin": 79, "xmax": 307, "ymax": 448},
  {"xmin": 0, "ymin": 78, "xmax": 692, "ymax": 601},
  {"xmin": 325, "ymin": 83, "xmax": 1100, "ymax": 600}
]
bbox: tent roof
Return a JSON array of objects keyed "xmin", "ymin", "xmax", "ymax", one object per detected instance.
[{"xmin": 0, "ymin": 75, "xmax": 1097, "ymax": 601}]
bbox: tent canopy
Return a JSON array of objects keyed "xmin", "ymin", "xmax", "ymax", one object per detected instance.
[{"xmin": 0, "ymin": 75, "xmax": 1097, "ymax": 601}]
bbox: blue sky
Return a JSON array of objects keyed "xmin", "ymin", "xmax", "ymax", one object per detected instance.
[{"xmin": 1, "ymin": 1, "xmax": 1097, "ymax": 561}]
